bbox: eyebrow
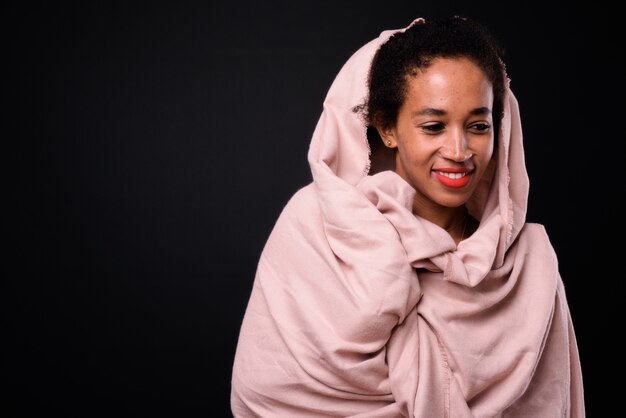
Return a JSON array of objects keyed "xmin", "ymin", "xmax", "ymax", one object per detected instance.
[{"xmin": 412, "ymin": 107, "xmax": 492, "ymax": 117}]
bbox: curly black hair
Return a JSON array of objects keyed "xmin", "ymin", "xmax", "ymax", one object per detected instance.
[{"xmin": 356, "ymin": 16, "xmax": 507, "ymax": 147}]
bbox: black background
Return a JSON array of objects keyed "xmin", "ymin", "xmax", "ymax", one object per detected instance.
[{"xmin": 7, "ymin": 1, "xmax": 623, "ymax": 417}]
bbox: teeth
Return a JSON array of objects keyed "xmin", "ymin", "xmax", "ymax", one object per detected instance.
[{"xmin": 436, "ymin": 171, "xmax": 467, "ymax": 179}]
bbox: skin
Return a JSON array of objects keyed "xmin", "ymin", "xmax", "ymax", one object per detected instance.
[{"xmin": 377, "ymin": 57, "xmax": 494, "ymax": 244}]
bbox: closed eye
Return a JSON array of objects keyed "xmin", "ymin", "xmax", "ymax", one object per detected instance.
[
  {"xmin": 421, "ymin": 123, "xmax": 445, "ymax": 134},
  {"xmin": 468, "ymin": 122, "xmax": 491, "ymax": 134}
]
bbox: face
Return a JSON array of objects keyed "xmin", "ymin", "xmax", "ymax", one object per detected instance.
[{"xmin": 378, "ymin": 57, "xmax": 495, "ymax": 213}]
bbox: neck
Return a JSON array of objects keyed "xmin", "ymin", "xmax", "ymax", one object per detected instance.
[{"xmin": 444, "ymin": 212, "xmax": 466, "ymax": 233}]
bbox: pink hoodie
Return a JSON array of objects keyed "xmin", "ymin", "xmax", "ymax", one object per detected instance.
[{"xmin": 231, "ymin": 18, "xmax": 585, "ymax": 417}]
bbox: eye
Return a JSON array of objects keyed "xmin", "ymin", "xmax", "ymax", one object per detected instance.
[
  {"xmin": 468, "ymin": 122, "xmax": 491, "ymax": 134},
  {"xmin": 421, "ymin": 122, "xmax": 445, "ymax": 134}
]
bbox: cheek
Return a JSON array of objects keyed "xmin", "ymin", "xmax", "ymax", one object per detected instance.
[
  {"xmin": 478, "ymin": 137, "xmax": 495, "ymax": 162},
  {"xmin": 486, "ymin": 141, "xmax": 495, "ymax": 161},
  {"xmin": 474, "ymin": 142, "xmax": 495, "ymax": 181},
  {"xmin": 399, "ymin": 143, "xmax": 430, "ymax": 167},
  {"xmin": 399, "ymin": 134, "xmax": 436, "ymax": 157}
]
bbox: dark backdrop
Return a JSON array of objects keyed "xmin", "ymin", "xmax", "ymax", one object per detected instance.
[{"xmin": 7, "ymin": 1, "xmax": 623, "ymax": 417}]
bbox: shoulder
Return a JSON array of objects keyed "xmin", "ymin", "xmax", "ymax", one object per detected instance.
[
  {"xmin": 285, "ymin": 182, "xmax": 317, "ymax": 208},
  {"xmin": 515, "ymin": 222, "xmax": 559, "ymax": 265},
  {"xmin": 259, "ymin": 183, "xmax": 331, "ymax": 264},
  {"xmin": 518, "ymin": 222, "xmax": 549, "ymax": 240},
  {"xmin": 279, "ymin": 183, "xmax": 320, "ymax": 222},
  {"xmin": 265, "ymin": 183, "xmax": 322, "ymax": 243}
]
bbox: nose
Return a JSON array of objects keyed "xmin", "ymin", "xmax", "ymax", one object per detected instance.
[{"xmin": 440, "ymin": 129, "xmax": 471, "ymax": 162}]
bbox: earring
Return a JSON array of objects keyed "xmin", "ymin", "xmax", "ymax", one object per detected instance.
[{"xmin": 386, "ymin": 140, "xmax": 392, "ymax": 146}]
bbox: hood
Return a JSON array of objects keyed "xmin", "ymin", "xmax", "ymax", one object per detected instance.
[{"xmin": 307, "ymin": 17, "xmax": 529, "ymax": 277}]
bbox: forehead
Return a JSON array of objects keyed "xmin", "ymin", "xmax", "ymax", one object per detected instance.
[{"xmin": 404, "ymin": 57, "xmax": 493, "ymax": 106}]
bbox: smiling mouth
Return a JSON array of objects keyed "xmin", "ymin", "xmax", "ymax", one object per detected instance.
[
  {"xmin": 435, "ymin": 171, "xmax": 468, "ymax": 179},
  {"xmin": 433, "ymin": 170, "xmax": 472, "ymax": 188}
]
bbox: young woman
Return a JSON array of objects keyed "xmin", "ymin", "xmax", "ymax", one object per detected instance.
[{"xmin": 231, "ymin": 16, "xmax": 585, "ymax": 417}]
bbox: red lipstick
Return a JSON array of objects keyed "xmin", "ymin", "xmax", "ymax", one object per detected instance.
[{"xmin": 433, "ymin": 168, "xmax": 472, "ymax": 188}]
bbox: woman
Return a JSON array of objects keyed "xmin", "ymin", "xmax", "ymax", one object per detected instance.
[{"xmin": 231, "ymin": 16, "xmax": 585, "ymax": 417}]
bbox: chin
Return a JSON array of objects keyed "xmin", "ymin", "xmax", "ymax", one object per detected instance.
[{"xmin": 436, "ymin": 195, "xmax": 471, "ymax": 208}]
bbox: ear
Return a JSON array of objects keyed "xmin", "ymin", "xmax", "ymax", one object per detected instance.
[{"xmin": 376, "ymin": 125, "xmax": 397, "ymax": 148}]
